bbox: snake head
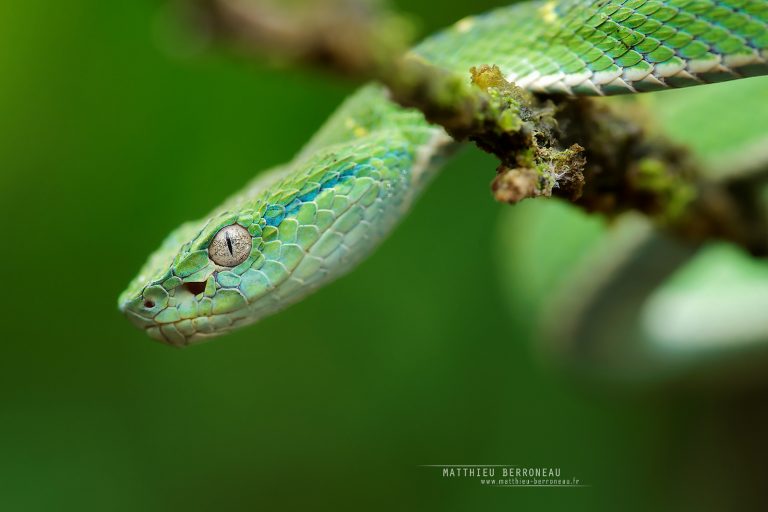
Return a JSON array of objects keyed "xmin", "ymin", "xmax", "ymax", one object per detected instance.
[
  {"xmin": 119, "ymin": 205, "xmax": 296, "ymax": 346},
  {"xmin": 118, "ymin": 210, "xmax": 266, "ymax": 346},
  {"xmin": 119, "ymin": 137, "xmax": 423, "ymax": 346}
]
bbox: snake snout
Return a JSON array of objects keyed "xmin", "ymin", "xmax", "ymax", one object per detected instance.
[{"xmin": 119, "ymin": 295, "xmax": 157, "ymax": 330}]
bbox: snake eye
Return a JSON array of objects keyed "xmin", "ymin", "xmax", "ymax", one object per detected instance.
[{"xmin": 208, "ymin": 224, "xmax": 252, "ymax": 267}]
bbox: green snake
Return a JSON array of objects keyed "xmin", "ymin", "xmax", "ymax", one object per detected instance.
[{"xmin": 119, "ymin": 0, "xmax": 768, "ymax": 346}]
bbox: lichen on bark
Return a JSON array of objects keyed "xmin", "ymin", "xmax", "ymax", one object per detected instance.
[{"xmin": 386, "ymin": 63, "xmax": 587, "ymax": 203}]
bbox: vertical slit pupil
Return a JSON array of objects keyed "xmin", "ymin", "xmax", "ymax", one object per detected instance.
[{"xmin": 225, "ymin": 232, "xmax": 234, "ymax": 256}]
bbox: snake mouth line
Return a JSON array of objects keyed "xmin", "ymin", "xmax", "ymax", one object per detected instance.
[
  {"xmin": 144, "ymin": 320, "xmax": 209, "ymax": 347},
  {"xmin": 142, "ymin": 308, "xmax": 251, "ymax": 347},
  {"xmin": 121, "ymin": 303, "xmax": 232, "ymax": 347}
]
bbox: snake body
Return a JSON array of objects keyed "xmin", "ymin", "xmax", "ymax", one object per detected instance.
[{"xmin": 120, "ymin": 0, "xmax": 768, "ymax": 345}]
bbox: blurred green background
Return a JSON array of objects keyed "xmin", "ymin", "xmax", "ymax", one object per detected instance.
[{"xmin": 3, "ymin": 0, "xmax": 768, "ymax": 510}]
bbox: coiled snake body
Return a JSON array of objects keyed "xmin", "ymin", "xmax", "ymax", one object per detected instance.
[{"xmin": 120, "ymin": 0, "xmax": 768, "ymax": 345}]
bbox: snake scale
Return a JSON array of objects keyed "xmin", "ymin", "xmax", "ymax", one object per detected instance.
[{"xmin": 120, "ymin": 0, "xmax": 768, "ymax": 345}]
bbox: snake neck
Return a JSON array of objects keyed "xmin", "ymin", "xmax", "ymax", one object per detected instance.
[
  {"xmin": 215, "ymin": 84, "xmax": 456, "ymax": 218},
  {"xmin": 297, "ymin": 84, "xmax": 456, "ymax": 184}
]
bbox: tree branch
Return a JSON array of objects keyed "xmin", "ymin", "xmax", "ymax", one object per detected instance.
[
  {"xmin": 177, "ymin": 0, "xmax": 768, "ymax": 255},
  {"xmin": 189, "ymin": 0, "xmax": 414, "ymax": 76}
]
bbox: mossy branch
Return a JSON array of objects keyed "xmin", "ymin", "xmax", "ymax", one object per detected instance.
[
  {"xmin": 181, "ymin": 0, "xmax": 768, "ymax": 255},
  {"xmin": 384, "ymin": 60, "xmax": 768, "ymax": 254},
  {"xmin": 384, "ymin": 60, "xmax": 585, "ymax": 200}
]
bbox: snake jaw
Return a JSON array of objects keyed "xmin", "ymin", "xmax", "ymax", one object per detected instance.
[{"xmin": 119, "ymin": 283, "xmax": 224, "ymax": 347}]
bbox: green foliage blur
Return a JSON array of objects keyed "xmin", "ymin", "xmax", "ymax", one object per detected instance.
[{"xmin": 2, "ymin": 0, "xmax": 768, "ymax": 510}]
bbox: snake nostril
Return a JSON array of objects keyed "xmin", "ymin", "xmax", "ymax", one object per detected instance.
[{"xmin": 144, "ymin": 300, "xmax": 155, "ymax": 309}]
